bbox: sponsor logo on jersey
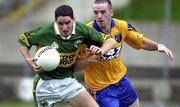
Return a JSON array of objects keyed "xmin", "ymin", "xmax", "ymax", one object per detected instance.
[
  {"xmin": 59, "ymin": 52, "xmax": 77, "ymax": 67},
  {"xmin": 101, "ymin": 46, "xmax": 122, "ymax": 60},
  {"xmin": 51, "ymin": 42, "xmax": 59, "ymax": 49},
  {"xmin": 74, "ymin": 40, "xmax": 82, "ymax": 48}
]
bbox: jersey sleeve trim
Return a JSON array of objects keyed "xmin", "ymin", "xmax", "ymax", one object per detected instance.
[{"xmin": 18, "ymin": 32, "xmax": 32, "ymax": 48}]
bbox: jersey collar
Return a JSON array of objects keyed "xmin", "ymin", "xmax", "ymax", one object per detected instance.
[
  {"xmin": 54, "ymin": 22, "xmax": 76, "ymax": 39},
  {"xmin": 93, "ymin": 19, "xmax": 116, "ymax": 34}
]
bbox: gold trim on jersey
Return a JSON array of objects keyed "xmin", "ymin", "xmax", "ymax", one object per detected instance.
[{"xmin": 19, "ymin": 32, "xmax": 31, "ymax": 48}]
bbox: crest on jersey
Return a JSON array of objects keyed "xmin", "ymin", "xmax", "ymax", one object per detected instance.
[
  {"xmin": 51, "ymin": 42, "xmax": 59, "ymax": 49},
  {"xmin": 74, "ymin": 40, "xmax": 82, "ymax": 48},
  {"xmin": 114, "ymin": 33, "xmax": 122, "ymax": 43}
]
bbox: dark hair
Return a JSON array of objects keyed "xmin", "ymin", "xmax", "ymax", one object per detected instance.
[
  {"xmin": 94, "ymin": 0, "xmax": 112, "ymax": 9},
  {"xmin": 55, "ymin": 5, "xmax": 74, "ymax": 21}
]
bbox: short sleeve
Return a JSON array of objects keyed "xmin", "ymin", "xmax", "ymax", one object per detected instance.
[{"xmin": 124, "ymin": 23, "xmax": 144, "ymax": 49}]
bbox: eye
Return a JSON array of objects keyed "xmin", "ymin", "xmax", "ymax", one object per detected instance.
[
  {"xmin": 101, "ymin": 10, "xmax": 106, "ymax": 14},
  {"xmin": 65, "ymin": 21, "xmax": 70, "ymax": 25},
  {"xmin": 93, "ymin": 11, "xmax": 98, "ymax": 15},
  {"xmin": 57, "ymin": 22, "xmax": 63, "ymax": 25}
]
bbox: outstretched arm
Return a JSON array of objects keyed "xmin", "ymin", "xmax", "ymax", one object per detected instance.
[
  {"xmin": 142, "ymin": 37, "xmax": 174, "ymax": 61},
  {"xmin": 75, "ymin": 38, "xmax": 116, "ymax": 71},
  {"xmin": 75, "ymin": 54, "xmax": 100, "ymax": 71}
]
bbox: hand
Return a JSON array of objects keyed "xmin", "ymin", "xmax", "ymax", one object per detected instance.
[
  {"xmin": 25, "ymin": 57, "xmax": 43, "ymax": 73},
  {"xmin": 158, "ymin": 44, "xmax": 174, "ymax": 61},
  {"xmin": 87, "ymin": 54, "xmax": 101, "ymax": 62},
  {"xmin": 86, "ymin": 45, "xmax": 102, "ymax": 56}
]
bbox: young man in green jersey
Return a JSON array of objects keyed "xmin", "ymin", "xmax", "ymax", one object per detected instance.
[
  {"xmin": 18, "ymin": 5, "xmax": 116, "ymax": 107},
  {"xmin": 75, "ymin": 0, "xmax": 174, "ymax": 107}
]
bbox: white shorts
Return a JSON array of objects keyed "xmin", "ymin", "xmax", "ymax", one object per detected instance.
[{"xmin": 35, "ymin": 77, "xmax": 86, "ymax": 107}]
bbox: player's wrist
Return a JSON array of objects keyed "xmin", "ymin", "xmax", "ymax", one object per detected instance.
[{"xmin": 157, "ymin": 44, "xmax": 165, "ymax": 52}]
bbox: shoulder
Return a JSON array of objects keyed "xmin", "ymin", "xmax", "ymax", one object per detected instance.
[
  {"xmin": 29, "ymin": 22, "xmax": 54, "ymax": 36},
  {"xmin": 112, "ymin": 18, "xmax": 137, "ymax": 31},
  {"xmin": 76, "ymin": 21, "xmax": 88, "ymax": 29},
  {"xmin": 75, "ymin": 21, "xmax": 94, "ymax": 32},
  {"xmin": 76, "ymin": 21, "xmax": 88, "ymax": 28},
  {"xmin": 37, "ymin": 22, "xmax": 54, "ymax": 34},
  {"xmin": 26, "ymin": 22, "xmax": 54, "ymax": 40},
  {"xmin": 113, "ymin": 18, "xmax": 128, "ymax": 29},
  {"xmin": 86, "ymin": 21, "xmax": 93, "ymax": 27}
]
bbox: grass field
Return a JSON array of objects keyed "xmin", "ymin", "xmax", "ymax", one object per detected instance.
[
  {"xmin": 0, "ymin": 102, "xmax": 72, "ymax": 107},
  {"xmin": 113, "ymin": 0, "xmax": 180, "ymax": 21}
]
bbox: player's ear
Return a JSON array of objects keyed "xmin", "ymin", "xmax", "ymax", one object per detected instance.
[{"xmin": 110, "ymin": 9, "xmax": 114, "ymax": 17}]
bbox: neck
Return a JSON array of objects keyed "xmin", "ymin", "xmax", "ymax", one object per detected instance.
[{"xmin": 101, "ymin": 24, "xmax": 111, "ymax": 34}]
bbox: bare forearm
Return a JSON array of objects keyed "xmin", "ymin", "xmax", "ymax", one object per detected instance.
[
  {"xmin": 141, "ymin": 38, "xmax": 158, "ymax": 51},
  {"xmin": 75, "ymin": 38, "xmax": 116, "ymax": 71},
  {"xmin": 75, "ymin": 55, "xmax": 100, "ymax": 71},
  {"xmin": 19, "ymin": 45, "xmax": 42, "ymax": 72},
  {"xmin": 101, "ymin": 38, "xmax": 116, "ymax": 54},
  {"xmin": 141, "ymin": 37, "xmax": 173, "ymax": 61},
  {"xmin": 19, "ymin": 45, "xmax": 31, "ymax": 60},
  {"xmin": 74, "ymin": 58, "xmax": 91, "ymax": 71}
]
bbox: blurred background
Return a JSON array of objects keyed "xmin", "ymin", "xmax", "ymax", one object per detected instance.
[{"xmin": 0, "ymin": 0, "xmax": 179, "ymax": 107}]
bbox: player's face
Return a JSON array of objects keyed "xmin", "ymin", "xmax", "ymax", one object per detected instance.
[
  {"xmin": 56, "ymin": 16, "xmax": 74, "ymax": 37},
  {"xmin": 93, "ymin": 2, "xmax": 113, "ymax": 28}
]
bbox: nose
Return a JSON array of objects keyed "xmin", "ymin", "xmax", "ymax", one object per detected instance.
[
  {"xmin": 97, "ymin": 13, "xmax": 102, "ymax": 19},
  {"xmin": 62, "ymin": 25, "xmax": 67, "ymax": 30}
]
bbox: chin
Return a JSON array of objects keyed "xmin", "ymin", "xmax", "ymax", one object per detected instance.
[
  {"xmin": 98, "ymin": 23, "xmax": 105, "ymax": 26},
  {"xmin": 63, "ymin": 33, "xmax": 69, "ymax": 36}
]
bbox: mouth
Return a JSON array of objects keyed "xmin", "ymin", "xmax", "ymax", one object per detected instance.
[
  {"xmin": 98, "ymin": 20, "xmax": 103, "ymax": 22},
  {"xmin": 97, "ymin": 20, "xmax": 104, "ymax": 24},
  {"xmin": 62, "ymin": 31, "xmax": 69, "ymax": 34}
]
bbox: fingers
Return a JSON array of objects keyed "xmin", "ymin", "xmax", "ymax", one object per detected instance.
[
  {"xmin": 86, "ymin": 45, "xmax": 102, "ymax": 55},
  {"xmin": 165, "ymin": 48, "xmax": 174, "ymax": 61},
  {"xmin": 33, "ymin": 59, "xmax": 44, "ymax": 72},
  {"xmin": 158, "ymin": 44, "xmax": 174, "ymax": 61},
  {"xmin": 26, "ymin": 57, "xmax": 43, "ymax": 73},
  {"xmin": 34, "ymin": 67, "xmax": 43, "ymax": 73},
  {"xmin": 169, "ymin": 50, "xmax": 174, "ymax": 61}
]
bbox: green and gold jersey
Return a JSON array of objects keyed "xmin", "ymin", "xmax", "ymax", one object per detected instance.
[{"xmin": 18, "ymin": 22, "xmax": 109, "ymax": 80}]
